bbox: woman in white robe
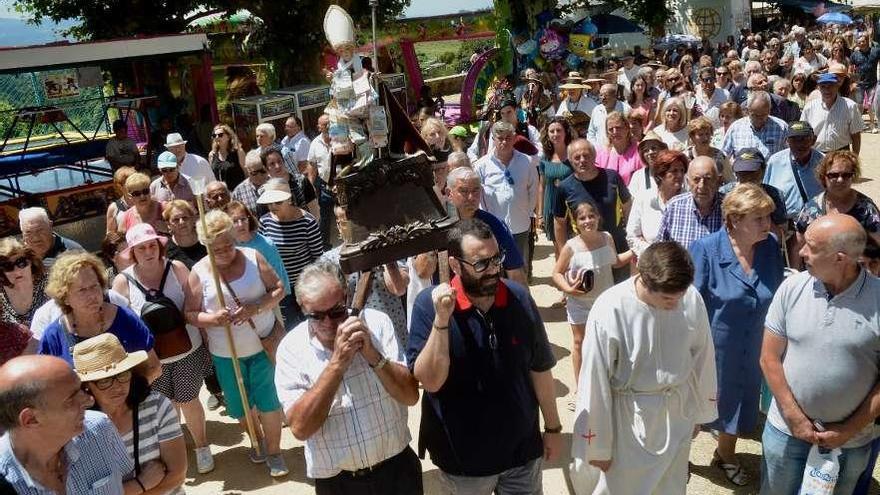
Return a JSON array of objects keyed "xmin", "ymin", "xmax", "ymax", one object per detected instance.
[{"xmin": 571, "ymin": 242, "xmax": 718, "ymax": 495}]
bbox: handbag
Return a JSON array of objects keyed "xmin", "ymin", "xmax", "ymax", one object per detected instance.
[{"xmin": 124, "ymin": 263, "xmax": 192, "ymax": 359}]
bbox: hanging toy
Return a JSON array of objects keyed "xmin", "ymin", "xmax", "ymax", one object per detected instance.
[{"xmin": 538, "ymin": 29, "xmax": 566, "ymax": 61}]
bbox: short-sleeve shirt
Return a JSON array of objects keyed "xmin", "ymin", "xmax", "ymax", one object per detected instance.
[
  {"xmin": 553, "ymin": 169, "xmax": 631, "ymax": 251},
  {"xmin": 406, "ymin": 276, "xmax": 556, "ymax": 476},
  {"xmin": 721, "ymin": 116, "xmax": 789, "ymax": 160},
  {"xmin": 149, "ymin": 176, "xmax": 195, "ymax": 204},
  {"xmin": 795, "ymin": 191, "xmax": 880, "ymax": 235},
  {"xmin": 106, "ymin": 138, "xmax": 139, "ymax": 167},
  {"xmin": 851, "ymin": 46, "xmax": 880, "ymax": 88},
  {"xmin": 656, "ymin": 192, "xmax": 724, "ymax": 249},
  {"xmin": 0, "ymin": 410, "xmax": 134, "ymax": 494},
  {"xmin": 765, "ymin": 269, "xmax": 880, "ymax": 448},
  {"xmin": 38, "ymin": 304, "xmax": 155, "ymax": 365},
  {"xmin": 763, "ymin": 149, "xmax": 825, "ymax": 218},
  {"xmin": 800, "ymin": 96, "xmax": 865, "ymax": 152},
  {"xmin": 120, "ymin": 392, "xmax": 183, "ymax": 494}
]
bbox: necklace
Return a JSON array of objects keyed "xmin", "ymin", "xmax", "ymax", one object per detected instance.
[{"xmin": 65, "ymin": 305, "xmax": 105, "ymax": 356}]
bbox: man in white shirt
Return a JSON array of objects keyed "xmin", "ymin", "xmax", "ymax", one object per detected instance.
[
  {"xmin": 307, "ymin": 114, "xmax": 332, "ymax": 183},
  {"xmin": 280, "ymin": 116, "xmax": 311, "ymax": 172},
  {"xmin": 473, "ymin": 121, "xmax": 539, "ymax": 278},
  {"xmin": 274, "ymin": 260, "xmax": 421, "ymax": 494},
  {"xmin": 616, "ymin": 51, "xmax": 640, "ymax": 96},
  {"xmin": 695, "ymin": 67, "xmax": 729, "ymax": 125},
  {"xmin": 800, "ymin": 72, "xmax": 864, "ymax": 154},
  {"xmin": 164, "ymin": 132, "xmax": 215, "ymax": 184},
  {"xmin": 587, "ymin": 83, "xmax": 630, "ymax": 146}
]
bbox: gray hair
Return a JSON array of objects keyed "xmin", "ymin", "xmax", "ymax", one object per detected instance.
[
  {"xmin": 638, "ymin": 66, "xmax": 654, "ymax": 78},
  {"xmin": 207, "ymin": 180, "xmax": 228, "ymax": 192},
  {"xmin": 244, "ymin": 149, "xmax": 263, "ymax": 169},
  {"xmin": 746, "ymin": 90, "xmax": 772, "ymax": 109},
  {"xmin": 19, "ymin": 207, "xmax": 50, "ymax": 229},
  {"xmin": 447, "ymin": 151, "xmax": 470, "ymax": 170},
  {"xmin": 447, "ymin": 166, "xmax": 480, "ymax": 190},
  {"xmin": 0, "ymin": 378, "xmax": 47, "ymax": 430},
  {"xmin": 295, "ymin": 260, "xmax": 347, "ymax": 306},
  {"xmin": 744, "ymin": 60, "xmax": 762, "ymax": 74},
  {"xmin": 256, "ymin": 122, "xmax": 276, "ymax": 141},
  {"xmin": 491, "ymin": 120, "xmax": 515, "ymax": 137}
]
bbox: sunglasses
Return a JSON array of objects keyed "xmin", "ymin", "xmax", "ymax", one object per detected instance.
[
  {"xmin": 129, "ymin": 189, "xmax": 150, "ymax": 198},
  {"xmin": 212, "ymin": 132, "xmax": 226, "ymax": 138},
  {"xmin": 1, "ymin": 257, "xmax": 29, "ymax": 272},
  {"xmin": 305, "ymin": 304, "xmax": 350, "ymax": 322},
  {"xmin": 826, "ymin": 171, "xmax": 855, "ymax": 180},
  {"xmin": 503, "ymin": 169, "xmax": 515, "ymax": 186},
  {"xmin": 249, "ymin": 168, "xmax": 268, "ymax": 177},
  {"xmin": 701, "ymin": 77, "xmax": 716, "ymax": 83},
  {"xmin": 458, "ymin": 251, "xmax": 506, "ymax": 273},
  {"xmin": 93, "ymin": 370, "xmax": 132, "ymax": 391},
  {"xmin": 716, "ymin": 71, "xmax": 729, "ymax": 75}
]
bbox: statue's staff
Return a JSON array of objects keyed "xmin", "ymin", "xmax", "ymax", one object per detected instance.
[{"xmin": 190, "ymin": 177, "xmax": 258, "ymax": 447}]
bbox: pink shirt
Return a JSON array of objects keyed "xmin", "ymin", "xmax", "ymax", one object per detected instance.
[{"xmin": 595, "ymin": 142, "xmax": 644, "ymax": 186}]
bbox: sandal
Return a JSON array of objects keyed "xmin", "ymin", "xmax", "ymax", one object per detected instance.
[{"xmin": 712, "ymin": 450, "xmax": 749, "ymax": 486}]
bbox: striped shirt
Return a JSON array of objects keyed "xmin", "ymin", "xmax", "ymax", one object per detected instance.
[
  {"xmin": 121, "ymin": 392, "xmax": 183, "ymax": 495},
  {"xmin": 0, "ymin": 410, "xmax": 133, "ymax": 494},
  {"xmin": 259, "ymin": 212, "xmax": 324, "ymax": 290},
  {"xmin": 274, "ymin": 308, "xmax": 410, "ymax": 479}
]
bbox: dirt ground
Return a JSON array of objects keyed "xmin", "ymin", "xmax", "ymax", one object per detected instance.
[{"xmin": 182, "ymin": 135, "xmax": 880, "ymax": 494}]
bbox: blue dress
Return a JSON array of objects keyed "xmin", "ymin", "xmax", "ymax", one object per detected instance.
[{"xmin": 690, "ymin": 228, "xmax": 784, "ymax": 435}]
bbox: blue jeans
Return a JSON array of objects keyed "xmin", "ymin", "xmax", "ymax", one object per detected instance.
[{"xmin": 761, "ymin": 422, "xmax": 872, "ymax": 495}]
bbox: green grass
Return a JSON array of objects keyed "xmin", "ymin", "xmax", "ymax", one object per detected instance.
[{"xmin": 415, "ymin": 40, "xmax": 465, "ymax": 78}]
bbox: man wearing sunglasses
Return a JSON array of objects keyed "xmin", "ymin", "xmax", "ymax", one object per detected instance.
[
  {"xmin": 695, "ymin": 67, "xmax": 728, "ymax": 124},
  {"xmin": 19, "ymin": 207, "xmax": 82, "ymax": 268},
  {"xmin": 150, "ymin": 151, "xmax": 195, "ymax": 204},
  {"xmin": 275, "ymin": 261, "xmax": 421, "ymax": 494},
  {"xmin": 474, "ymin": 121, "xmax": 539, "ymax": 279},
  {"xmin": 408, "ymin": 218, "xmax": 560, "ymax": 492},
  {"xmin": 232, "ymin": 150, "xmax": 271, "ymax": 217}
]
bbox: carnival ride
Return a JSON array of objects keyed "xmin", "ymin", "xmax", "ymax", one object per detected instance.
[{"xmin": 0, "ymin": 33, "xmax": 214, "ymax": 242}]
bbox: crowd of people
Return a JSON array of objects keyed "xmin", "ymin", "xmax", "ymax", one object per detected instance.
[{"xmin": 1, "ymin": 18, "xmax": 880, "ymax": 495}]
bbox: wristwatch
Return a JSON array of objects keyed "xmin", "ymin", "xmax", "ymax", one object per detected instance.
[
  {"xmin": 370, "ymin": 355, "xmax": 389, "ymax": 370},
  {"xmin": 544, "ymin": 425, "xmax": 563, "ymax": 434}
]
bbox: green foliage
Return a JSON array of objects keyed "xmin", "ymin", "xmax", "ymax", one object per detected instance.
[
  {"xmin": 565, "ymin": 0, "xmax": 672, "ymax": 35},
  {"xmin": 12, "ymin": 0, "xmax": 411, "ymax": 86}
]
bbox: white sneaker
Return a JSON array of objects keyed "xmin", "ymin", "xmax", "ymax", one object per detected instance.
[{"xmin": 195, "ymin": 446, "xmax": 215, "ymax": 474}]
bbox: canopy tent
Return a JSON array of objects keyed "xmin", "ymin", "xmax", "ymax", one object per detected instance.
[{"xmin": 770, "ymin": 0, "xmax": 852, "ymax": 14}]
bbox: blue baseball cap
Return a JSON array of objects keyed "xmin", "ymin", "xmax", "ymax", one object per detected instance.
[
  {"xmin": 157, "ymin": 151, "xmax": 178, "ymax": 169},
  {"xmin": 817, "ymin": 72, "xmax": 839, "ymax": 84}
]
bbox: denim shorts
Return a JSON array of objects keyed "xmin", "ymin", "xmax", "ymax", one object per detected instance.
[{"xmin": 211, "ymin": 352, "xmax": 281, "ymax": 419}]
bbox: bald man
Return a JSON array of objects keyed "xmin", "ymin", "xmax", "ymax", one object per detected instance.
[
  {"xmin": 760, "ymin": 215, "xmax": 880, "ymax": 495},
  {"xmin": 657, "ymin": 156, "xmax": 723, "ymax": 249},
  {"xmin": 0, "ymin": 356, "xmax": 135, "ymax": 494}
]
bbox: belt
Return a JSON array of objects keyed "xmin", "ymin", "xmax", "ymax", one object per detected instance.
[{"xmin": 338, "ymin": 450, "xmax": 400, "ymax": 478}]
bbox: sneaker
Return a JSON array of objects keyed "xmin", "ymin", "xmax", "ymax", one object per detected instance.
[
  {"xmin": 249, "ymin": 444, "xmax": 267, "ymax": 464},
  {"xmin": 267, "ymin": 453, "xmax": 289, "ymax": 477},
  {"xmin": 207, "ymin": 394, "xmax": 223, "ymax": 411},
  {"xmin": 195, "ymin": 446, "xmax": 215, "ymax": 474}
]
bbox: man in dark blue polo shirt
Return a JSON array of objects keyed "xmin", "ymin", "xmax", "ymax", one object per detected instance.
[{"xmin": 407, "ymin": 218, "xmax": 561, "ymax": 492}]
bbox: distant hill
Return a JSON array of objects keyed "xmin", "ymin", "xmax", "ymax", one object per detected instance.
[{"xmin": 0, "ymin": 17, "xmax": 74, "ymax": 47}]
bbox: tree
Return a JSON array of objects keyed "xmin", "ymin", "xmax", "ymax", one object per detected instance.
[{"xmin": 13, "ymin": 0, "xmax": 410, "ymax": 86}]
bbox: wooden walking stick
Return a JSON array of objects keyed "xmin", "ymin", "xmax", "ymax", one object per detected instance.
[{"xmin": 191, "ymin": 178, "xmax": 258, "ymax": 448}]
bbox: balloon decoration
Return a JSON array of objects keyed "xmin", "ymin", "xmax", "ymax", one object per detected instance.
[{"xmin": 508, "ymin": 13, "xmax": 600, "ymax": 76}]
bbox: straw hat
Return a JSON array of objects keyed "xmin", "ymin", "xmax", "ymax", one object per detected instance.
[
  {"xmin": 638, "ymin": 130, "xmax": 667, "ymax": 151},
  {"xmin": 559, "ymin": 71, "xmax": 588, "ymax": 90},
  {"xmin": 257, "ymin": 179, "xmax": 293, "ymax": 204},
  {"xmin": 73, "ymin": 333, "xmax": 147, "ymax": 383}
]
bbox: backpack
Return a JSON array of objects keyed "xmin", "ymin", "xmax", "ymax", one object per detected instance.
[{"xmin": 124, "ymin": 262, "xmax": 192, "ymax": 359}]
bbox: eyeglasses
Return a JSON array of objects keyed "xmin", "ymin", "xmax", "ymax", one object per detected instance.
[
  {"xmin": 503, "ymin": 169, "xmax": 515, "ymax": 185},
  {"xmin": 0, "ymin": 257, "xmax": 29, "ymax": 272},
  {"xmin": 458, "ymin": 251, "xmax": 506, "ymax": 273},
  {"xmin": 826, "ymin": 171, "xmax": 855, "ymax": 180},
  {"xmin": 232, "ymin": 216, "xmax": 250, "ymax": 225},
  {"xmin": 92, "ymin": 370, "xmax": 132, "ymax": 391},
  {"xmin": 249, "ymin": 168, "xmax": 268, "ymax": 177},
  {"xmin": 212, "ymin": 132, "xmax": 226, "ymax": 138},
  {"xmin": 305, "ymin": 304, "xmax": 350, "ymax": 322},
  {"xmin": 129, "ymin": 189, "xmax": 150, "ymax": 198}
]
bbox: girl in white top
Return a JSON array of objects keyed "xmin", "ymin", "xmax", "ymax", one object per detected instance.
[
  {"xmin": 653, "ymin": 97, "xmax": 690, "ymax": 151},
  {"xmin": 552, "ymin": 202, "xmax": 628, "ymax": 402}
]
